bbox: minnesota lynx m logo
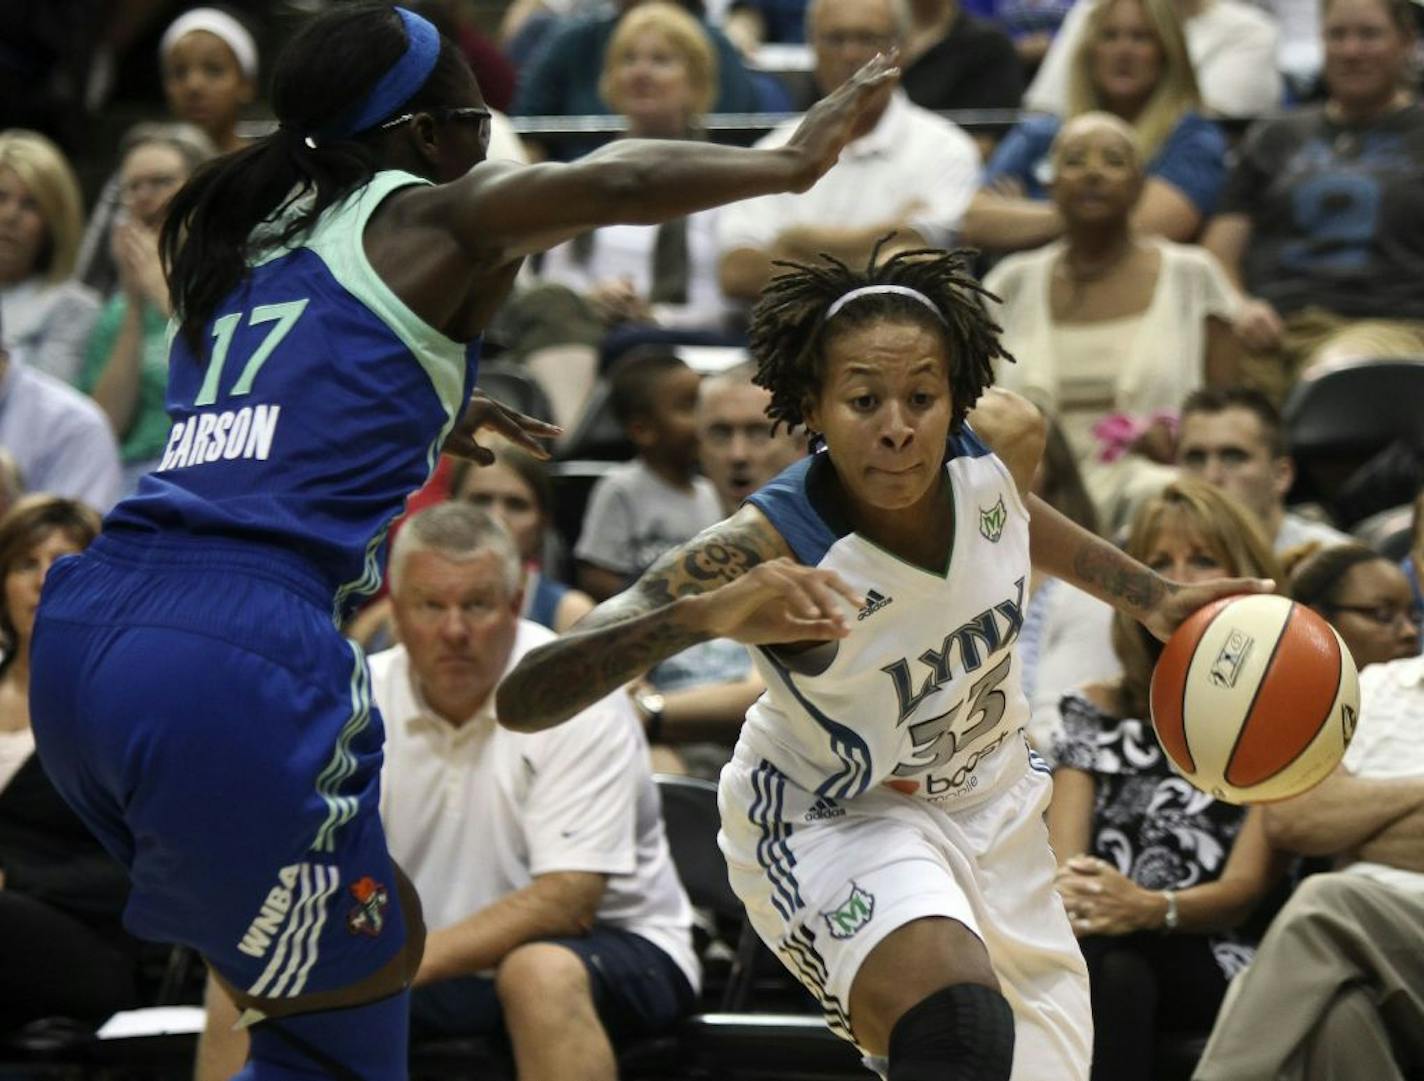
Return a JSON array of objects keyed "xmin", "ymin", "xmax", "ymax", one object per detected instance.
[
  {"xmin": 822, "ymin": 882, "xmax": 875, "ymax": 940},
  {"xmin": 979, "ymin": 497, "xmax": 1007, "ymax": 542}
]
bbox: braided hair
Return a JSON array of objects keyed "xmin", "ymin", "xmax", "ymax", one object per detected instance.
[{"xmin": 747, "ymin": 239, "xmax": 1010, "ymax": 439}]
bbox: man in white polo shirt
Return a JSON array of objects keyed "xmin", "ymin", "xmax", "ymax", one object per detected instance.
[
  {"xmin": 1193, "ymin": 652, "xmax": 1424, "ymax": 1081},
  {"xmin": 378, "ymin": 503, "xmax": 698, "ymax": 1078},
  {"xmin": 196, "ymin": 503, "xmax": 698, "ymax": 1081}
]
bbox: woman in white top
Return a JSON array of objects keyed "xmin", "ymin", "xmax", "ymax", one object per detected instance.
[
  {"xmin": 537, "ymin": 2, "xmax": 733, "ymax": 334},
  {"xmin": 985, "ymin": 112, "xmax": 1243, "ymax": 530}
]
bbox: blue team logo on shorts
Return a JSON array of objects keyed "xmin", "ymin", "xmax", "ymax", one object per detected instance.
[
  {"xmin": 822, "ymin": 882, "xmax": 875, "ymax": 940},
  {"xmin": 346, "ymin": 876, "xmax": 389, "ymax": 937}
]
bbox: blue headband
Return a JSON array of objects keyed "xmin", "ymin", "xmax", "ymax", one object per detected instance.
[{"xmin": 322, "ymin": 7, "xmax": 440, "ymax": 139}]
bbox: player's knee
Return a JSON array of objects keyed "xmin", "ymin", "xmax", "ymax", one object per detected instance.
[
  {"xmin": 887, "ymin": 983, "xmax": 1014, "ymax": 1081},
  {"xmin": 495, "ymin": 942, "xmax": 592, "ymax": 1018}
]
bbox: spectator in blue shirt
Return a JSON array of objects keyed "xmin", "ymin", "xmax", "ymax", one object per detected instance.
[
  {"xmin": 0, "ymin": 309, "xmax": 121, "ymax": 512},
  {"xmin": 961, "ymin": 0, "xmax": 1226, "ymax": 254}
]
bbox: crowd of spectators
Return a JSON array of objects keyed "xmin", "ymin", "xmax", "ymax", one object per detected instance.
[{"xmin": 3, "ymin": 0, "xmax": 1423, "ymax": 1077}]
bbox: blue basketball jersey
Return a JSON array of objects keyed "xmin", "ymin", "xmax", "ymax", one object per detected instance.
[{"xmin": 109, "ymin": 170, "xmax": 479, "ymax": 617}]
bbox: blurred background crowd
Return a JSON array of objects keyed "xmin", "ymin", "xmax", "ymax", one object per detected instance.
[{"xmin": 1, "ymin": 0, "xmax": 1422, "ymax": 1078}]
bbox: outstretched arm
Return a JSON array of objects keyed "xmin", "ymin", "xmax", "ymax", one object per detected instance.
[
  {"xmin": 1027, "ymin": 496, "xmax": 1273, "ymax": 641},
  {"xmin": 440, "ymin": 55, "xmax": 899, "ymax": 265},
  {"xmin": 496, "ymin": 505, "xmax": 861, "ymax": 732},
  {"xmin": 969, "ymin": 391, "xmax": 1272, "ymax": 639}
]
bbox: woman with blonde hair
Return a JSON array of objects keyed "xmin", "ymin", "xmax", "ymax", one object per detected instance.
[
  {"xmin": 962, "ymin": 0, "xmax": 1228, "ymax": 253},
  {"xmin": 985, "ymin": 113, "xmax": 1243, "ymax": 526},
  {"xmin": 535, "ymin": 2, "xmax": 734, "ymax": 335},
  {"xmin": 1047, "ymin": 477, "xmax": 1290, "ymax": 1080},
  {"xmin": 0, "ymin": 130, "xmax": 99, "ymax": 385}
]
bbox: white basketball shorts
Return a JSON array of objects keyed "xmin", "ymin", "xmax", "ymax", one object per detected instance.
[{"xmin": 718, "ymin": 736, "xmax": 1091, "ymax": 1080}]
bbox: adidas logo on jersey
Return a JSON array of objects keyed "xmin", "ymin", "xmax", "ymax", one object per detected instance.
[
  {"xmin": 857, "ymin": 589, "xmax": 893, "ymax": 621},
  {"xmin": 804, "ymin": 797, "xmax": 846, "ymax": 822}
]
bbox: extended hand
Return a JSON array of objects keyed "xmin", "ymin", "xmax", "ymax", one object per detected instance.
[
  {"xmin": 444, "ymin": 389, "xmax": 562, "ymax": 464},
  {"xmin": 694, "ymin": 558, "xmax": 863, "ymax": 645},
  {"xmin": 1142, "ymin": 576, "xmax": 1275, "ymax": 643},
  {"xmin": 784, "ymin": 52, "xmax": 900, "ymax": 192},
  {"xmin": 1056, "ymin": 856, "xmax": 1159, "ymax": 937}
]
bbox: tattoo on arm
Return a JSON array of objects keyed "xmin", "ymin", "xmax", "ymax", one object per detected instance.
[
  {"xmin": 497, "ymin": 511, "xmax": 787, "ymax": 730},
  {"xmin": 1071, "ymin": 543, "xmax": 1168, "ymax": 613}
]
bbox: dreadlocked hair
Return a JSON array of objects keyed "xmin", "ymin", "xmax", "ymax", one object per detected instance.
[{"xmin": 746, "ymin": 239, "xmax": 1011, "ymax": 438}]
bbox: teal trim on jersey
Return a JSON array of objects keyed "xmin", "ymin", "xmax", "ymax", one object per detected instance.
[
  {"xmin": 311, "ymin": 641, "xmax": 374, "ymax": 854},
  {"xmin": 248, "ymin": 171, "xmax": 469, "ymax": 620},
  {"xmin": 248, "ymin": 171, "xmax": 467, "ymax": 433},
  {"xmin": 303, "ymin": 171, "xmax": 468, "ymax": 432},
  {"xmin": 331, "ymin": 525, "xmax": 391, "ymax": 626}
]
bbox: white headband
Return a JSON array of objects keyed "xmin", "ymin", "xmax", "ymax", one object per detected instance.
[
  {"xmin": 161, "ymin": 8, "xmax": 259, "ymax": 79},
  {"xmin": 824, "ymin": 285, "xmax": 945, "ymax": 324}
]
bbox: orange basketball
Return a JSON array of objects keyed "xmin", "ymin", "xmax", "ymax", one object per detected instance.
[{"xmin": 1149, "ymin": 594, "xmax": 1359, "ymax": 804}]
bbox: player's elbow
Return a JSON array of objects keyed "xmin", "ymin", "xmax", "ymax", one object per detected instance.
[{"xmin": 971, "ymin": 388, "xmax": 1045, "ymax": 457}]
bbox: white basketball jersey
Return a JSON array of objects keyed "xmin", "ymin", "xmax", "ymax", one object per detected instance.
[{"xmin": 740, "ymin": 429, "xmax": 1034, "ymax": 812}]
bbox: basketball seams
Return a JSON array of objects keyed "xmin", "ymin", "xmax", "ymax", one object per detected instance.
[
  {"xmin": 1217, "ymin": 600, "xmax": 1294, "ymax": 787},
  {"xmin": 1224, "ymin": 604, "xmax": 1343, "ymax": 789},
  {"xmin": 1152, "ymin": 597, "xmax": 1234, "ymax": 775}
]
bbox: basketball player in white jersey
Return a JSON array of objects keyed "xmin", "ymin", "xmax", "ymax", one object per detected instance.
[{"xmin": 497, "ymin": 245, "xmax": 1272, "ymax": 1081}]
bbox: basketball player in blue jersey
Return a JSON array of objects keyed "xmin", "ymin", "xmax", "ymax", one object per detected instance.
[
  {"xmin": 26, "ymin": 6, "xmax": 897, "ymax": 1080},
  {"xmin": 498, "ymin": 245, "xmax": 1274, "ymax": 1081}
]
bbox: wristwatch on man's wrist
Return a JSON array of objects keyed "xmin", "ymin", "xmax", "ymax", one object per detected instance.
[{"xmin": 637, "ymin": 692, "xmax": 666, "ymax": 744}]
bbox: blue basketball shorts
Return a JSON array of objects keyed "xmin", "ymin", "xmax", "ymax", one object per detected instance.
[{"xmin": 29, "ymin": 530, "xmax": 408, "ymax": 1002}]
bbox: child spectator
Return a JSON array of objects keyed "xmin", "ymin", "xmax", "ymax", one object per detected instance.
[
  {"xmin": 75, "ymin": 7, "xmax": 257, "ymax": 296},
  {"xmin": 575, "ymin": 348, "xmax": 722, "ymax": 601},
  {"xmin": 159, "ymin": 7, "xmax": 259, "ymax": 156}
]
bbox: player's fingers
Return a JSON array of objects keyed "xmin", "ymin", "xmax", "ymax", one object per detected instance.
[
  {"xmin": 776, "ymin": 572, "xmax": 839, "ymax": 624},
  {"xmin": 798, "ymin": 571, "xmax": 863, "ymax": 631},
  {"xmin": 809, "ymin": 568, "xmax": 865, "ymax": 612},
  {"xmin": 1200, "ymin": 576, "xmax": 1277, "ymax": 601},
  {"xmin": 780, "ymin": 614, "xmax": 852, "ymax": 640}
]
